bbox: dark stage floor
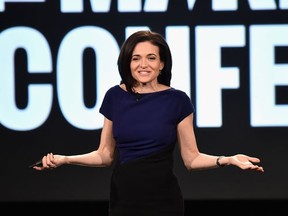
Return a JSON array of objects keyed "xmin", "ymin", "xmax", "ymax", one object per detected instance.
[{"xmin": 1, "ymin": 200, "xmax": 286, "ymax": 215}]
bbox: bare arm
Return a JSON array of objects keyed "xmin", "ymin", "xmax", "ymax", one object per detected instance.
[
  {"xmin": 177, "ymin": 114, "xmax": 264, "ymax": 172},
  {"xmin": 33, "ymin": 117, "xmax": 116, "ymax": 170}
]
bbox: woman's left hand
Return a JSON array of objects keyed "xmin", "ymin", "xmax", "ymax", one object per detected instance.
[{"xmin": 228, "ymin": 154, "xmax": 264, "ymax": 172}]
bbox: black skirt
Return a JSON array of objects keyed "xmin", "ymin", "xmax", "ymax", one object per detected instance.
[{"xmin": 109, "ymin": 145, "xmax": 184, "ymax": 216}]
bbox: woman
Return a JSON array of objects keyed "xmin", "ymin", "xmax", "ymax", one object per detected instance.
[{"xmin": 33, "ymin": 30, "xmax": 264, "ymax": 216}]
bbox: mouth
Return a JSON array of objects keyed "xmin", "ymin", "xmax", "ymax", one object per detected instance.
[{"xmin": 138, "ymin": 70, "xmax": 150, "ymax": 75}]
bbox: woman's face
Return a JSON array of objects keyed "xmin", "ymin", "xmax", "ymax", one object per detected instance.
[{"xmin": 130, "ymin": 41, "xmax": 164, "ymax": 85}]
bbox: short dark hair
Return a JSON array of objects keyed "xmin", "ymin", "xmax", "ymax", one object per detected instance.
[{"xmin": 117, "ymin": 30, "xmax": 172, "ymax": 93}]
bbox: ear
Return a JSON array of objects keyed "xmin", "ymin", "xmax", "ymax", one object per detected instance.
[{"xmin": 160, "ymin": 62, "xmax": 164, "ymax": 70}]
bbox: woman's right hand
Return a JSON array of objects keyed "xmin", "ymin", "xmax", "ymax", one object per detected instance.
[{"xmin": 33, "ymin": 153, "xmax": 66, "ymax": 171}]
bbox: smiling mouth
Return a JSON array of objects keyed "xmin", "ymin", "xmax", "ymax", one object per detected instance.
[{"xmin": 139, "ymin": 71, "xmax": 150, "ymax": 74}]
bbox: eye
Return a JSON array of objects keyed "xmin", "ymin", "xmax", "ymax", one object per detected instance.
[
  {"xmin": 132, "ymin": 56, "xmax": 140, "ymax": 61},
  {"xmin": 147, "ymin": 54, "xmax": 157, "ymax": 61}
]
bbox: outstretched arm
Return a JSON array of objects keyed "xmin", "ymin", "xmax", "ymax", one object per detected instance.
[
  {"xmin": 177, "ymin": 114, "xmax": 264, "ymax": 172},
  {"xmin": 33, "ymin": 117, "xmax": 116, "ymax": 170}
]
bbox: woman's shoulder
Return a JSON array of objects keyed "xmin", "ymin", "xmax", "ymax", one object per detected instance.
[
  {"xmin": 169, "ymin": 87, "xmax": 189, "ymax": 97},
  {"xmin": 103, "ymin": 85, "xmax": 124, "ymax": 101},
  {"xmin": 106, "ymin": 84, "xmax": 123, "ymax": 93}
]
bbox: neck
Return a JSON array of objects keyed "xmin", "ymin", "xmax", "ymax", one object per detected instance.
[{"xmin": 134, "ymin": 82, "xmax": 159, "ymax": 93}]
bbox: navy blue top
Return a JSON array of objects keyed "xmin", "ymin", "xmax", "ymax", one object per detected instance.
[{"xmin": 99, "ymin": 85, "xmax": 195, "ymax": 164}]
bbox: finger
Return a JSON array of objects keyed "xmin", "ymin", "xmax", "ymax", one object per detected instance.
[
  {"xmin": 41, "ymin": 155, "xmax": 48, "ymax": 167},
  {"xmin": 33, "ymin": 166, "xmax": 44, "ymax": 171},
  {"xmin": 48, "ymin": 152, "xmax": 54, "ymax": 160},
  {"xmin": 247, "ymin": 156, "xmax": 261, "ymax": 163},
  {"xmin": 42, "ymin": 153, "xmax": 54, "ymax": 168},
  {"xmin": 48, "ymin": 153, "xmax": 57, "ymax": 168},
  {"xmin": 248, "ymin": 165, "xmax": 264, "ymax": 172}
]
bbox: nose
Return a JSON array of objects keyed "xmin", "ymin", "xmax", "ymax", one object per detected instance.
[{"xmin": 140, "ymin": 59, "xmax": 147, "ymax": 68}]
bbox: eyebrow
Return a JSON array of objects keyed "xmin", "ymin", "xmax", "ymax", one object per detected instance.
[{"xmin": 132, "ymin": 53, "xmax": 157, "ymax": 57}]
